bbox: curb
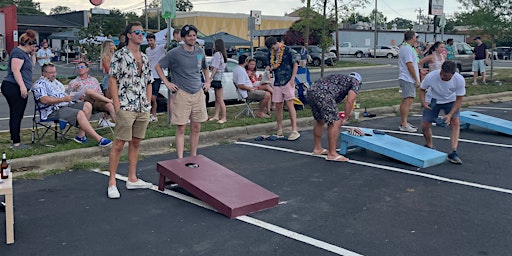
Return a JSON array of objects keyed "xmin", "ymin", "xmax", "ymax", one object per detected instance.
[{"xmin": 11, "ymin": 91, "xmax": 512, "ymax": 176}]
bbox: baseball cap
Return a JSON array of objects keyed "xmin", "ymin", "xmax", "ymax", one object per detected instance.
[
  {"xmin": 415, "ymin": 33, "xmax": 419, "ymax": 38},
  {"xmin": 349, "ymin": 72, "xmax": 362, "ymax": 84},
  {"xmin": 474, "ymin": 36, "xmax": 481, "ymax": 40}
]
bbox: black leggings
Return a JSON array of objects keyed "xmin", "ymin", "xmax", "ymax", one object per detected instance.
[{"xmin": 1, "ymin": 80, "xmax": 28, "ymax": 144}]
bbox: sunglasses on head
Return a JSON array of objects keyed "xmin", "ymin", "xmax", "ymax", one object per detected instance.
[
  {"xmin": 42, "ymin": 62, "xmax": 54, "ymax": 67},
  {"xmin": 28, "ymin": 40, "xmax": 38, "ymax": 46},
  {"xmin": 76, "ymin": 65, "xmax": 87, "ymax": 69},
  {"xmin": 183, "ymin": 25, "xmax": 197, "ymax": 33},
  {"xmin": 131, "ymin": 30, "xmax": 146, "ymax": 36}
]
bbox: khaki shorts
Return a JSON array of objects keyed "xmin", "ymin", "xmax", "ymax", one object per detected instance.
[
  {"xmin": 172, "ymin": 89, "xmax": 207, "ymax": 125},
  {"xmin": 247, "ymin": 89, "xmax": 266, "ymax": 101},
  {"xmin": 114, "ymin": 109, "xmax": 150, "ymax": 141}
]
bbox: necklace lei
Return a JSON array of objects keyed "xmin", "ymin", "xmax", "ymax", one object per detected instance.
[{"xmin": 270, "ymin": 43, "xmax": 285, "ymax": 69}]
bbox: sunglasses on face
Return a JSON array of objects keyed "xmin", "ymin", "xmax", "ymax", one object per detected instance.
[
  {"xmin": 131, "ymin": 30, "xmax": 146, "ymax": 37},
  {"xmin": 76, "ymin": 65, "xmax": 87, "ymax": 69}
]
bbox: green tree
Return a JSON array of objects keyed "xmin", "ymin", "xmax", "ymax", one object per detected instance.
[
  {"xmin": 456, "ymin": 0, "xmax": 512, "ymax": 79},
  {"xmin": 15, "ymin": 0, "xmax": 45, "ymax": 15},
  {"xmin": 343, "ymin": 12, "xmax": 370, "ymax": 23},
  {"xmin": 0, "ymin": 0, "xmax": 14, "ymax": 7},
  {"xmin": 387, "ymin": 17, "xmax": 413, "ymax": 30},
  {"xmin": 50, "ymin": 5, "xmax": 71, "ymax": 15}
]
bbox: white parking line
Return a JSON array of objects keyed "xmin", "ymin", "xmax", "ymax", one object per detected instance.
[
  {"xmin": 90, "ymin": 169, "xmax": 363, "ymax": 256},
  {"xmin": 235, "ymin": 142, "xmax": 512, "ymax": 195},
  {"xmin": 470, "ymin": 106, "xmax": 512, "ymax": 111},
  {"xmin": 0, "ymin": 115, "xmax": 35, "ymax": 121}
]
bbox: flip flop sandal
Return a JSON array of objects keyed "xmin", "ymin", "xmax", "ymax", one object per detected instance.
[
  {"xmin": 325, "ymin": 155, "xmax": 349, "ymax": 162},
  {"xmin": 312, "ymin": 149, "xmax": 329, "ymax": 155},
  {"xmin": 348, "ymin": 128, "xmax": 365, "ymax": 136}
]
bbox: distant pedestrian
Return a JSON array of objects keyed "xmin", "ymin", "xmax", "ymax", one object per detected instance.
[
  {"xmin": 208, "ymin": 39, "xmax": 228, "ymax": 124},
  {"xmin": 107, "ymin": 21, "xmax": 153, "ymax": 199},
  {"xmin": 168, "ymin": 28, "xmax": 182, "ymax": 50},
  {"xmin": 265, "ymin": 37, "xmax": 300, "ymax": 141},
  {"xmin": 155, "ymin": 24, "xmax": 210, "ymax": 159},
  {"xmin": 445, "ymin": 38, "xmax": 455, "ymax": 61},
  {"xmin": 472, "ymin": 36, "xmax": 489, "ymax": 85},
  {"xmin": 1, "ymin": 29, "xmax": 37, "ymax": 150},
  {"xmin": 100, "ymin": 40, "xmax": 115, "ymax": 98},
  {"xmin": 299, "ymin": 45, "xmax": 308, "ymax": 68},
  {"xmin": 307, "ymin": 72, "xmax": 362, "ymax": 162},
  {"xmin": 397, "ymin": 30, "xmax": 420, "ymax": 133},
  {"xmin": 419, "ymin": 61, "xmax": 465, "ymax": 164},
  {"xmin": 36, "ymin": 41, "xmax": 53, "ymax": 67},
  {"xmin": 145, "ymin": 32, "xmax": 167, "ymax": 122},
  {"xmin": 419, "ymin": 41, "xmax": 446, "ymax": 72}
]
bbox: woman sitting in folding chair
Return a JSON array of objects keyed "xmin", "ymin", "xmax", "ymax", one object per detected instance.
[{"xmin": 246, "ymin": 58, "xmax": 274, "ymax": 114}]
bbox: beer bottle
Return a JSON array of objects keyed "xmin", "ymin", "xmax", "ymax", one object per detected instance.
[{"xmin": 1, "ymin": 152, "xmax": 8, "ymax": 179}]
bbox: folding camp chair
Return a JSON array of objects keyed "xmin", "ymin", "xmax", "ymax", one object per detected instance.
[
  {"xmin": 233, "ymin": 82, "xmax": 256, "ymax": 119},
  {"xmin": 294, "ymin": 67, "xmax": 311, "ymax": 105},
  {"xmin": 31, "ymin": 94, "xmax": 72, "ymax": 145}
]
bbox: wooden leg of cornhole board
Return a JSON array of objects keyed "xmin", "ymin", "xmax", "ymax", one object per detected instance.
[
  {"xmin": 339, "ymin": 128, "xmax": 447, "ymax": 168},
  {"xmin": 157, "ymin": 155, "xmax": 279, "ymax": 218}
]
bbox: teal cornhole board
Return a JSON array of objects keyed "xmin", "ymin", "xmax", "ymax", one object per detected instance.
[
  {"xmin": 339, "ymin": 128, "xmax": 447, "ymax": 168},
  {"xmin": 460, "ymin": 111, "xmax": 512, "ymax": 136}
]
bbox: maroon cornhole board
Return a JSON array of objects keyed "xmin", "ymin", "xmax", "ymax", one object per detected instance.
[{"xmin": 157, "ymin": 155, "xmax": 279, "ymax": 218}]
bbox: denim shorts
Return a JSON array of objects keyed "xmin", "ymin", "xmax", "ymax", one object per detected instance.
[{"xmin": 422, "ymin": 101, "xmax": 460, "ymax": 123}]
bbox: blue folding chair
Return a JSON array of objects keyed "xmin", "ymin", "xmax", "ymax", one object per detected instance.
[
  {"xmin": 31, "ymin": 94, "xmax": 72, "ymax": 145},
  {"xmin": 294, "ymin": 67, "xmax": 311, "ymax": 105}
]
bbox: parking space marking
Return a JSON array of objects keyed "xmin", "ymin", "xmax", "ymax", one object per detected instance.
[
  {"xmin": 470, "ymin": 106, "xmax": 512, "ymax": 111},
  {"xmin": 236, "ymin": 142, "xmax": 512, "ymax": 195},
  {"xmin": 91, "ymin": 169, "xmax": 363, "ymax": 256}
]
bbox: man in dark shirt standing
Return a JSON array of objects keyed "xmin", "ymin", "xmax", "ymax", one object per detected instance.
[
  {"xmin": 472, "ymin": 36, "xmax": 489, "ymax": 85},
  {"xmin": 265, "ymin": 37, "xmax": 300, "ymax": 141}
]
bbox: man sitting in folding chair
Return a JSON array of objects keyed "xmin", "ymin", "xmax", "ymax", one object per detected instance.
[
  {"xmin": 232, "ymin": 55, "xmax": 271, "ymax": 119},
  {"xmin": 32, "ymin": 63, "xmax": 113, "ymax": 147},
  {"xmin": 68, "ymin": 61, "xmax": 116, "ymax": 128}
]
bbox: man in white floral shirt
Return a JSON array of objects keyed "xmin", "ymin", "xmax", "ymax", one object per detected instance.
[
  {"xmin": 32, "ymin": 63, "xmax": 113, "ymax": 147},
  {"xmin": 107, "ymin": 21, "xmax": 153, "ymax": 199}
]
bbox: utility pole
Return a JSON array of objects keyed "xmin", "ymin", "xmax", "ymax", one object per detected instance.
[
  {"xmin": 145, "ymin": 0, "xmax": 148, "ymax": 30},
  {"xmin": 415, "ymin": 8, "xmax": 424, "ymax": 25},
  {"xmin": 373, "ymin": 0, "xmax": 377, "ymax": 59}
]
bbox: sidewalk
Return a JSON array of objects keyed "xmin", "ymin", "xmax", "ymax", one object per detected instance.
[{"xmin": 11, "ymin": 91, "xmax": 512, "ymax": 176}]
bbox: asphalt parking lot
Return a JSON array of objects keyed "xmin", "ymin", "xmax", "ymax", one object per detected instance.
[{"xmin": 0, "ymin": 102, "xmax": 511, "ymax": 255}]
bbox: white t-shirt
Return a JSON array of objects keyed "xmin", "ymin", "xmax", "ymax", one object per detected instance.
[
  {"xmin": 210, "ymin": 52, "xmax": 225, "ymax": 81},
  {"xmin": 37, "ymin": 48, "xmax": 53, "ymax": 67},
  {"xmin": 145, "ymin": 44, "xmax": 166, "ymax": 78},
  {"xmin": 232, "ymin": 65, "xmax": 253, "ymax": 98},
  {"xmin": 420, "ymin": 69, "xmax": 466, "ymax": 104},
  {"xmin": 398, "ymin": 43, "xmax": 419, "ymax": 83}
]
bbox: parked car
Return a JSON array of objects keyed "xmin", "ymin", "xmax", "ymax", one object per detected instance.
[
  {"xmin": 367, "ymin": 45, "xmax": 399, "ymax": 58},
  {"xmin": 492, "ymin": 46, "xmax": 511, "ymax": 60},
  {"xmin": 252, "ymin": 47, "xmax": 301, "ymax": 68},
  {"xmin": 447, "ymin": 41, "xmax": 474, "ymax": 72},
  {"xmin": 329, "ymin": 42, "xmax": 369, "ymax": 58},
  {"xmin": 157, "ymin": 57, "xmax": 264, "ymax": 109},
  {"xmin": 289, "ymin": 45, "xmax": 337, "ymax": 66}
]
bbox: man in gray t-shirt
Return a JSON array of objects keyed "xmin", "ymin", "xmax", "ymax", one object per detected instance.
[{"xmin": 155, "ymin": 24, "xmax": 210, "ymax": 159}]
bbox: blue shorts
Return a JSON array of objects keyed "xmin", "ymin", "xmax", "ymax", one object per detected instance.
[
  {"xmin": 422, "ymin": 101, "xmax": 460, "ymax": 123},
  {"xmin": 472, "ymin": 60, "xmax": 486, "ymax": 72},
  {"xmin": 151, "ymin": 79, "xmax": 161, "ymax": 96}
]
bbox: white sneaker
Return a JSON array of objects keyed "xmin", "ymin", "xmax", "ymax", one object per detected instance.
[
  {"xmin": 399, "ymin": 124, "xmax": 418, "ymax": 132},
  {"xmin": 149, "ymin": 115, "xmax": 158, "ymax": 122},
  {"xmin": 407, "ymin": 122, "xmax": 418, "ymax": 129},
  {"xmin": 471, "ymin": 81, "xmax": 478, "ymax": 86},
  {"xmin": 288, "ymin": 131, "xmax": 301, "ymax": 141},
  {"xmin": 126, "ymin": 179, "xmax": 152, "ymax": 189},
  {"xmin": 108, "ymin": 186, "xmax": 120, "ymax": 199},
  {"xmin": 99, "ymin": 119, "xmax": 116, "ymax": 128}
]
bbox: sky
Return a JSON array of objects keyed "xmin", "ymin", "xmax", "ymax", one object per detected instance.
[{"xmin": 36, "ymin": 0, "xmax": 462, "ymax": 22}]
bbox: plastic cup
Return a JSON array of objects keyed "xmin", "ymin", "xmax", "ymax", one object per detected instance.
[
  {"xmin": 354, "ymin": 111, "xmax": 360, "ymax": 120},
  {"xmin": 338, "ymin": 111, "xmax": 345, "ymax": 119}
]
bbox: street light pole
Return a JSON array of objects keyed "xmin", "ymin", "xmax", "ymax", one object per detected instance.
[
  {"xmin": 145, "ymin": 0, "xmax": 148, "ymax": 30},
  {"xmin": 373, "ymin": 0, "xmax": 377, "ymax": 59}
]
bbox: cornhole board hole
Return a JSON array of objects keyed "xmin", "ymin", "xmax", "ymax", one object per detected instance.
[
  {"xmin": 339, "ymin": 128, "xmax": 447, "ymax": 168},
  {"xmin": 459, "ymin": 111, "xmax": 512, "ymax": 136},
  {"xmin": 157, "ymin": 155, "xmax": 279, "ymax": 218}
]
